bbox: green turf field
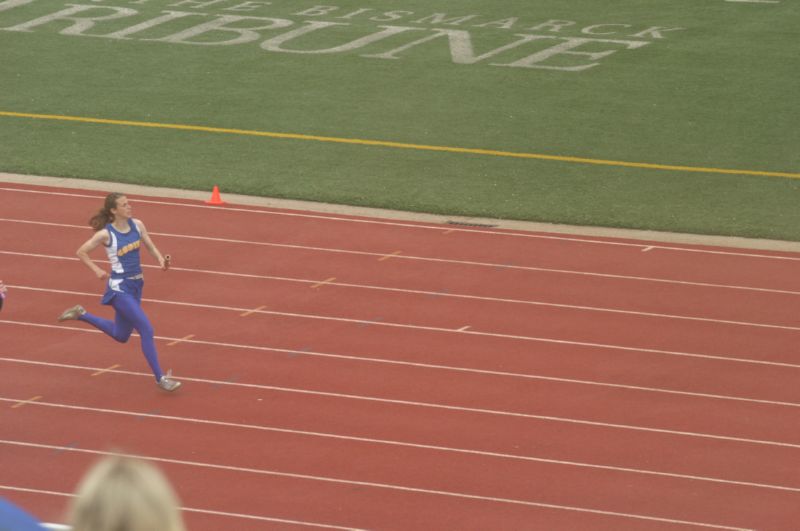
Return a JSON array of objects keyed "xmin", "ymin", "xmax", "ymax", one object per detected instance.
[{"xmin": 1, "ymin": 0, "xmax": 798, "ymax": 240}]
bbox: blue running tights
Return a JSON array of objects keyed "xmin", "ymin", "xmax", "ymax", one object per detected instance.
[{"xmin": 79, "ymin": 293, "xmax": 164, "ymax": 381}]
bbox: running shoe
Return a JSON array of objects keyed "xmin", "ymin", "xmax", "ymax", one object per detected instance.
[
  {"xmin": 57, "ymin": 305, "xmax": 86, "ymax": 322},
  {"xmin": 157, "ymin": 370, "xmax": 182, "ymax": 392}
]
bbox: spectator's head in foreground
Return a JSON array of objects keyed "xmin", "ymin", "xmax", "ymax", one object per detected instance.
[{"xmin": 69, "ymin": 454, "xmax": 186, "ymax": 531}]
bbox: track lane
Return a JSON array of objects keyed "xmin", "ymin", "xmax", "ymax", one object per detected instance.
[
  {"xmin": 4, "ymin": 250, "xmax": 800, "ymax": 369},
  {"xmin": 4, "ymin": 238, "xmax": 800, "ymax": 333},
  {"xmin": 2, "ymin": 185, "xmax": 799, "ymax": 292},
  {"xmin": 2, "ymin": 346, "xmax": 800, "ymax": 492},
  {"xmin": 3, "ymin": 216, "xmax": 799, "ymax": 332},
  {"xmin": 2, "ymin": 379, "xmax": 797, "ymax": 530},
  {"xmin": 6, "ymin": 287, "xmax": 800, "ymax": 449},
  {"xmin": 2, "ymin": 442, "xmax": 746, "ymax": 531}
]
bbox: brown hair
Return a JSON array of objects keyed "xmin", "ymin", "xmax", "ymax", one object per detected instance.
[{"xmin": 89, "ymin": 193, "xmax": 124, "ymax": 231}]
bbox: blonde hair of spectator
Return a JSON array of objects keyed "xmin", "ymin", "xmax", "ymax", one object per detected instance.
[{"xmin": 68, "ymin": 454, "xmax": 186, "ymax": 531}]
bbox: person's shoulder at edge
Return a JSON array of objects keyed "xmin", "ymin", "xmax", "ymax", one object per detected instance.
[{"xmin": 0, "ymin": 496, "xmax": 46, "ymax": 531}]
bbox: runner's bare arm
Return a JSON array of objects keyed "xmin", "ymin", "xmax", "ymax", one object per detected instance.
[
  {"xmin": 135, "ymin": 220, "xmax": 168, "ymax": 270},
  {"xmin": 77, "ymin": 229, "xmax": 110, "ymax": 279}
]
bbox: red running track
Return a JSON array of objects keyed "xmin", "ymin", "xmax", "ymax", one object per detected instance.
[{"xmin": 1, "ymin": 182, "xmax": 799, "ymax": 530}]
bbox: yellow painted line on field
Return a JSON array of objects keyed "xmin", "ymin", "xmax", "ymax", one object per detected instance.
[{"xmin": 1, "ymin": 110, "xmax": 798, "ymax": 179}]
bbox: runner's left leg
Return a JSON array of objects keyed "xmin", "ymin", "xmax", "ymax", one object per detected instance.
[{"xmin": 109, "ymin": 293, "xmax": 164, "ymax": 381}]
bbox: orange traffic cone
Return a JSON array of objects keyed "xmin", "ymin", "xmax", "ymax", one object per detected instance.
[{"xmin": 205, "ymin": 185, "xmax": 225, "ymax": 205}]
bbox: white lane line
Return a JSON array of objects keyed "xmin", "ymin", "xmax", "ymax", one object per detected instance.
[
  {"xmin": 2, "ymin": 359, "xmax": 800, "ymax": 449},
  {"xmin": 0, "ymin": 484, "xmax": 360, "ymax": 530},
  {"xmin": 6, "ymin": 315, "xmax": 800, "ymax": 404},
  {"xmin": 2, "ymin": 395, "xmax": 799, "ymax": 493},
  {"xmin": 1, "ymin": 186, "xmax": 796, "ymax": 263},
  {"xmin": 3, "ymin": 221, "xmax": 799, "ymax": 296},
  {"xmin": 7, "ymin": 250, "xmax": 800, "ymax": 329},
  {"xmin": 0, "ymin": 441, "xmax": 754, "ymax": 530}
]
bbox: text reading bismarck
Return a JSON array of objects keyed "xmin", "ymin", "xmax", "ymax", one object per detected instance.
[{"xmin": 0, "ymin": 0, "xmax": 685, "ymax": 71}]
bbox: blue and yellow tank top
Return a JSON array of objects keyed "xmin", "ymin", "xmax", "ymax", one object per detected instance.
[{"xmin": 104, "ymin": 219, "xmax": 142, "ymax": 279}]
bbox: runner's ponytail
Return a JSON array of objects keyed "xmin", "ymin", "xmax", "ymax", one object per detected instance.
[{"xmin": 89, "ymin": 192, "xmax": 124, "ymax": 231}]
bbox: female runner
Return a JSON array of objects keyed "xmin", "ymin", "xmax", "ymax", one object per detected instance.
[{"xmin": 58, "ymin": 193, "xmax": 181, "ymax": 392}]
